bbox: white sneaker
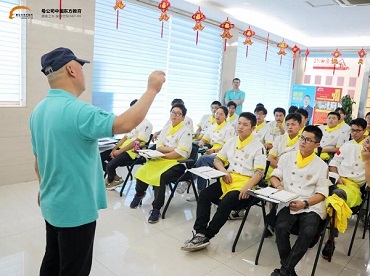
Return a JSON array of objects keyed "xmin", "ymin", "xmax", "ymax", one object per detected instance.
[
  {"xmin": 176, "ymin": 181, "xmax": 190, "ymax": 194},
  {"xmin": 105, "ymin": 177, "xmax": 123, "ymax": 191},
  {"xmin": 186, "ymin": 195, "xmax": 197, "ymax": 202}
]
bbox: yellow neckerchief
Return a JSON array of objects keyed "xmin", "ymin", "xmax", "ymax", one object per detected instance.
[
  {"xmin": 227, "ymin": 113, "xmax": 237, "ymax": 122},
  {"xmin": 208, "ymin": 116, "xmax": 216, "ymax": 123},
  {"xmin": 167, "ymin": 121, "xmax": 184, "ymax": 136},
  {"xmin": 237, "ymin": 134, "xmax": 254, "ymax": 150},
  {"xmin": 255, "ymin": 121, "xmax": 266, "ymax": 132},
  {"xmin": 353, "ymin": 137, "xmax": 366, "ymax": 146},
  {"xmin": 275, "ymin": 121, "xmax": 285, "ymax": 130},
  {"xmin": 338, "ymin": 121, "xmax": 345, "ymax": 128},
  {"xmin": 296, "ymin": 150, "xmax": 316, "ymax": 169},
  {"xmin": 214, "ymin": 120, "xmax": 226, "ymax": 132},
  {"xmin": 325, "ymin": 124, "xmax": 341, "ymax": 133},
  {"xmin": 365, "ymin": 129, "xmax": 369, "ymax": 136},
  {"xmin": 298, "ymin": 127, "xmax": 304, "ymax": 135},
  {"xmin": 286, "ymin": 133, "xmax": 300, "ymax": 147}
]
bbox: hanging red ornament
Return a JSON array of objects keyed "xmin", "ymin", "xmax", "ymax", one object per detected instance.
[
  {"xmin": 331, "ymin": 48, "xmax": 342, "ymax": 75},
  {"xmin": 291, "ymin": 44, "xmax": 300, "ymax": 69},
  {"xmin": 158, "ymin": 0, "xmax": 171, "ymax": 38},
  {"xmin": 113, "ymin": 0, "xmax": 126, "ymax": 29},
  {"xmin": 219, "ymin": 17, "xmax": 234, "ymax": 52},
  {"xmin": 59, "ymin": 0, "xmax": 62, "ymax": 20},
  {"xmin": 358, "ymin": 48, "xmax": 367, "ymax": 77},
  {"xmin": 304, "ymin": 48, "xmax": 310, "ymax": 72},
  {"xmin": 265, "ymin": 33, "xmax": 270, "ymax": 62},
  {"xmin": 277, "ymin": 40, "xmax": 289, "ymax": 65},
  {"xmin": 192, "ymin": 7, "xmax": 206, "ymax": 45},
  {"xmin": 242, "ymin": 26, "xmax": 255, "ymax": 57}
]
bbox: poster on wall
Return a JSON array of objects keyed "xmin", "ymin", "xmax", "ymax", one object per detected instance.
[{"xmin": 291, "ymin": 85, "xmax": 342, "ymax": 125}]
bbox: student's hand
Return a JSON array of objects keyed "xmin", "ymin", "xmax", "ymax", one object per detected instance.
[
  {"xmin": 222, "ymin": 172, "xmax": 232, "ymax": 184},
  {"xmin": 289, "ymin": 200, "xmax": 304, "ymax": 211},
  {"xmin": 111, "ymin": 149, "xmax": 121, "ymax": 158},
  {"xmin": 152, "ymin": 131, "xmax": 160, "ymax": 142},
  {"xmin": 198, "ymin": 140, "xmax": 205, "ymax": 147},
  {"xmin": 147, "ymin": 71, "xmax": 166, "ymax": 93},
  {"xmin": 337, "ymin": 177, "xmax": 345, "ymax": 185},
  {"xmin": 239, "ymin": 186, "xmax": 250, "ymax": 200},
  {"xmin": 205, "ymin": 148, "xmax": 215, "ymax": 155}
]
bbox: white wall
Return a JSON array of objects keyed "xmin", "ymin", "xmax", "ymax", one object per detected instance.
[{"xmin": 0, "ymin": 0, "xmax": 95, "ymax": 185}]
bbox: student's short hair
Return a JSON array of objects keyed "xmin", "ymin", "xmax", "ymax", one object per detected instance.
[
  {"xmin": 303, "ymin": 125, "xmax": 323, "ymax": 142},
  {"xmin": 217, "ymin": 106, "xmax": 228, "ymax": 118},
  {"xmin": 365, "ymin": 112, "xmax": 370, "ymax": 118},
  {"xmin": 211, "ymin": 101, "xmax": 222, "ymax": 107},
  {"xmin": 171, "ymin": 98, "xmax": 184, "ymax": 106},
  {"xmin": 273, "ymin": 107, "xmax": 286, "ymax": 116},
  {"xmin": 254, "ymin": 103, "xmax": 267, "ymax": 115},
  {"xmin": 350, "ymin": 118, "xmax": 367, "ymax": 130},
  {"xmin": 288, "ymin": 105, "xmax": 298, "ymax": 113},
  {"xmin": 227, "ymin": 101, "xmax": 237, "ymax": 108},
  {"xmin": 232, "ymin": 78, "xmax": 240, "ymax": 82},
  {"xmin": 239, "ymin": 112, "xmax": 257, "ymax": 127},
  {"xmin": 170, "ymin": 104, "xmax": 187, "ymax": 117},
  {"xmin": 304, "ymin": 95, "xmax": 311, "ymax": 100},
  {"xmin": 327, "ymin": 111, "xmax": 340, "ymax": 120},
  {"xmin": 130, "ymin": 99, "xmax": 138, "ymax": 106},
  {"xmin": 295, "ymin": 108, "xmax": 309, "ymax": 119},
  {"xmin": 335, "ymin": 107, "xmax": 346, "ymax": 115},
  {"xmin": 285, "ymin": 113, "xmax": 302, "ymax": 125}
]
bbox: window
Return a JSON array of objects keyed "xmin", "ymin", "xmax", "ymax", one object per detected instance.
[
  {"xmin": 0, "ymin": 0, "xmax": 25, "ymax": 106},
  {"xmin": 234, "ymin": 36, "xmax": 293, "ymax": 120},
  {"xmin": 93, "ymin": 0, "xmax": 223, "ymax": 130}
]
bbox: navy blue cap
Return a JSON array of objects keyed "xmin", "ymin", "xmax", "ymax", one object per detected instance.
[{"xmin": 41, "ymin": 47, "xmax": 90, "ymax": 76}]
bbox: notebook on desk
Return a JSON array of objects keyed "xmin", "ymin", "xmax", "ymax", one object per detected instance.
[
  {"xmin": 137, "ymin": 149, "xmax": 165, "ymax": 159},
  {"xmin": 253, "ymin": 187, "xmax": 298, "ymax": 203},
  {"xmin": 188, "ymin": 166, "xmax": 226, "ymax": 179}
]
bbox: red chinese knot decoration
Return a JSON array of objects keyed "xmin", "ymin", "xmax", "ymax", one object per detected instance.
[
  {"xmin": 277, "ymin": 40, "xmax": 289, "ymax": 65},
  {"xmin": 192, "ymin": 7, "xmax": 206, "ymax": 45},
  {"xmin": 158, "ymin": 0, "xmax": 171, "ymax": 38},
  {"xmin": 265, "ymin": 33, "xmax": 270, "ymax": 61},
  {"xmin": 291, "ymin": 44, "xmax": 300, "ymax": 69},
  {"xmin": 358, "ymin": 48, "xmax": 367, "ymax": 77},
  {"xmin": 304, "ymin": 48, "xmax": 310, "ymax": 72},
  {"xmin": 219, "ymin": 17, "xmax": 234, "ymax": 52},
  {"xmin": 113, "ymin": 0, "xmax": 125, "ymax": 29},
  {"xmin": 331, "ymin": 48, "xmax": 342, "ymax": 75},
  {"xmin": 242, "ymin": 26, "xmax": 255, "ymax": 57}
]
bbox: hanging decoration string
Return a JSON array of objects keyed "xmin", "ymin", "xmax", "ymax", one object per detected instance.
[
  {"xmin": 158, "ymin": 0, "xmax": 171, "ymax": 38},
  {"xmin": 219, "ymin": 17, "xmax": 234, "ymax": 52},
  {"xmin": 113, "ymin": 0, "xmax": 125, "ymax": 29},
  {"xmin": 191, "ymin": 7, "xmax": 206, "ymax": 45},
  {"xmin": 242, "ymin": 26, "xmax": 255, "ymax": 58}
]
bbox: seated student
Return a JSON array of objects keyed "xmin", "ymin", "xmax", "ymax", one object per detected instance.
[
  {"xmin": 100, "ymin": 99, "xmax": 153, "ymax": 190},
  {"xmin": 318, "ymin": 111, "xmax": 346, "ymax": 162},
  {"xmin": 295, "ymin": 108, "xmax": 309, "ymax": 127},
  {"xmin": 267, "ymin": 107, "xmax": 286, "ymax": 141},
  {"xmin": 267, "ymin": 113, "xmax": 303, "ymax": 179},
  {"xmin": 193, "ymin": 101, "xmax": 221, "ymax": 141},
  {"xmin": 335, "ymin": 107, "xmax": 351, "ymax": 142},
  {"xmin": 253, "ymin": 103, "xmax": 273, "ymax": 149},
  {"xmin": 129, "ymin": 104, "xmax": 192, "ymax": 223},
  {"xmin": 181, "ymin": 112, "xmax": 266, "ymax": 251},
  {"xmin": 270, "ymin": 125, "xmax": 328, "ymax": 276},
  {"xmin": 322, "ymin": 118, "xmax": 368, "ymax": 259},
  {"xmin": 365, "ymin": 111, "xmax": 370, "ymax": 135},
  {"xmin": 180, "ymin": 106, "xmax": 235, "ymax": 201},
  {"xmin": 226, "ymin": 101, "xmax": 238, "ymax": 129},
  {"xmin": 152, "ymin": 98, "xmax": 194, "ymax": 141}
]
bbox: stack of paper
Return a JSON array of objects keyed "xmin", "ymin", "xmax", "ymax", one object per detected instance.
[
  {"xmin": 253, "ymin": 187, "xmax": 298, "ymax": 203},
  {"xmin": 137, "ymin": 149, "xmax": 165, "ymax": 159},
  {"xmin": 188, "ymin": 166, "xmax": 226, "ymax": 179}
]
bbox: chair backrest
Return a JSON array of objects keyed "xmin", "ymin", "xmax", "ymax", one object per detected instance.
[
  {"xmin": 187, "ymin": 143, "xmax": 200, "ymax": 168},
  {"xmin": 143, "ymin": 134, "xmax": 153, "ymax": 149}
]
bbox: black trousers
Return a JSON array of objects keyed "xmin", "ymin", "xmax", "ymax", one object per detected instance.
[
  {"xmin": 135, "ymin": 164, "xmax": 185, "ymax": 210},
  {"xmin": 194, "ymin": 180, "xmax": 254, "ymax": 239},
  {"xmin": 101, "ymin": 150, "xmax": 134, "ymax": 182},
  {"xmin": 40, "ymin": 220, "xmax": 96, "ymax": 276}
]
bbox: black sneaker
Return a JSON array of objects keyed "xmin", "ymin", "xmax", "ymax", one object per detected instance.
[
  {"xmin": 130, "ymin": 193, "xmax": 145, "ymax": 209},
  {"xmin": 148, "ymin": 209, "xmax": 161, "ymax": 224},
  {"xmin": 321, "ymin": 239, "xmax": 335, "ymax": 260},
  {"xmin": 270, "ymin": 268, "xmax": 297, "ymax": 276},
  {"xmin": 228, "ymin": 209, "xmax": 246, "ymax": 220},
  {"xmin": 181, "ymin": 233, "xmax": 210, "ymax": 252}
]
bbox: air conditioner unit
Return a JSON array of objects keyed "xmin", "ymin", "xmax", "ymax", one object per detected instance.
[{"xmin": 333, "ymin": 0, "xmax": 370, "ymax": 6}]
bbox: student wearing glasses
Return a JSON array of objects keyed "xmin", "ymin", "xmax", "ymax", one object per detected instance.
[
  {"xmin": 129, "ymin": 104, "xmax": 192, "ymax": 223},
  {"xmin": 322, "ymin": 118, "xmax": 367, "ymax": 260},
  {"xmin": 270, "ymin": 125, "xmax": 328, "ymax": 276}
]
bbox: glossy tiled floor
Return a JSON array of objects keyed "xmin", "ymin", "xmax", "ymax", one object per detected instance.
[{"xmin": 1, "ymin": 169, "xmax": 370, "ymax": 276}]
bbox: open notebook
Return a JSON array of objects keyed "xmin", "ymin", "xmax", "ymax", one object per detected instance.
[
  {"xmin": 253, "ymin": 187, "xmax": 298, "ymax": 203},
  {"xmin": 137, "ymin": 149, "xmax": 165, "ymax": 159},
  {"xmin": 188, "ymin": 166, "xmax": 226, "ymax": 179}
]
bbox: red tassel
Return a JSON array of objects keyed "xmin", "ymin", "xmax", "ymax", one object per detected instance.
[
  {"xmin": 265, "ymin": 33, "xmax": 269, "ymax": 62},
  {"xmin": 59, "ymin": 0, "xmax": 62, "ymax": 19},
  {"xmin": 196, "ymin": 31, "xmax": 199, "ymax": 45},
  {"xmin": 358, "ymin": 64, "xmax": 361, "ymax": 77},
  {"xmin": 224, "ymin": 39, "xmax": 227, "ymax": 52},
  {"xmin": 333, "ymin": 64, "xmax": 336, "ymax": 75},
  {"xmin": 280, "ymin": 56, "xmax": 282, "ymax": 66},
  {"xmin": 292, "ymin": 58, "xmax": 295, "ymax": 70},
  {"xmin": 116, "ymin": 10, "xmax": 119, "ymax": 29},
  {"xmin": 246, "ymin": 46, "xmax": 249, "ymax": 58},
  {"xmin": 161, "ymin": 21, "xmax": 164, "ymax": 38}
]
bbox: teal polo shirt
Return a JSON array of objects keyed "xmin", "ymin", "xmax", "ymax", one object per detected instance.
[
  {"xmin": 224, "ymin": 89, "xmax": 245, "ymax": 115},
  {"xmin": 30, "ymin": 89, "xmax": 116, "ymax": 227}
]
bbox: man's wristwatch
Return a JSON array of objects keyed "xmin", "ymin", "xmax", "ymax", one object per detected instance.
[{"xmin": 303, "ymin": 200, "xmax": 309, "ymax": 209}]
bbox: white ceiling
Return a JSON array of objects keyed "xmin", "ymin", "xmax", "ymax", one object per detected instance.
[{"xmin": 160, "ymin": 0, "xmax": 370, "ymax": 50}]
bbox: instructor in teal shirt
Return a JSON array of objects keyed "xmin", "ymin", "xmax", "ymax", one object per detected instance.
[{"xmin": 224, "ymin": 78, "xmax": 245, "ymax": 115}]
